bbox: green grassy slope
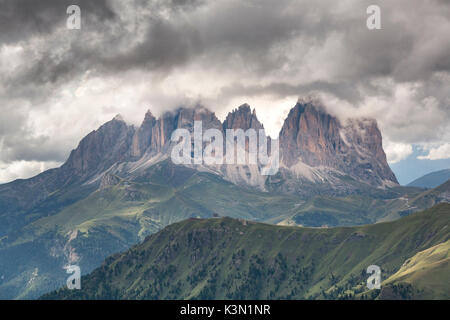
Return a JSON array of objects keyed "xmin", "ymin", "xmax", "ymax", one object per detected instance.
[
  {"xmin": 42, "ymin": 203, "xmax": 450, "ymax": 300},
  {"xmin": 374, "ymin": 239, "xmax": 449, "ymax": 299}
]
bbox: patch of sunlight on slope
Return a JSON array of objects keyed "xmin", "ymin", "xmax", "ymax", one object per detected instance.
[
  {"xmin": 383, "ymin": 239, "xmax": 450, "ymax": 298},
  {"xmin": 25, "ymin": 182, "xmax": 173, "ymax": 237}
]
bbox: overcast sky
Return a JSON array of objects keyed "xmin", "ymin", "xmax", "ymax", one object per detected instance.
[{"xmin": 0, "ymin": 0, "xmax": 449, "ymax": 184}]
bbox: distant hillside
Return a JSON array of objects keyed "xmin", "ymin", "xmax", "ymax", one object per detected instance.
[
  {"xmin": 42, "ymin": 203, "xmax": 450, "ymax": 300},
  {"xmin": 407, "ymin": 179, "xmax": 450, "ymax": 211},
  {"xmin": 407, "ymin": 169, "xmax": 450, "ymax": 189}
]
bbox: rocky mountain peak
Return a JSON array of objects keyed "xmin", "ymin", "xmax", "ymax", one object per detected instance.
[
  {"xmin": 223, "ymin": 103, "xmax": 263, "ymax": 131},
  {"xmin": 279, "ymin": 101, "xmax": 341, "ymax": 167},
  {"xmin": 64, "ymin": 117, "xmax": 134, "ymax": 178},
  {"xmin": 175, "ymin": 107, "xmax": 222, "ymax": 131},
  {"xmin": 279, "ymin": 101, "xmax": 397, "ymax": 186},
  {"xmin": 131, "ymin": 110, "xmax": 157, "ymax": 157},
  {"xmin": 113, "ymin": 114, "xmax": 125, "ymax": 122},
  {"xmin": 143, "ymin": 109, "xmax": 155, "ymax": 121}
]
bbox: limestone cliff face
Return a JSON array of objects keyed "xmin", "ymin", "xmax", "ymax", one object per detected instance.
[
  {"xmin": 279, "ymin": 102, "xmax": 343, "ymax": 167},
  {"xmin": 131, "ymin": 110, "xmax": 156, "ymax": 157},
  {"xmin": 149, "ymin": 111, "xmax": 176, "ymax": 153},
  {"xmin": 279, "ymin": 101, "xmax": 398, "ymax": 186}
]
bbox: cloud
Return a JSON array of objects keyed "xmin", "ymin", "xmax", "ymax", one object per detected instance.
[
  {"xmin": 418, "ymin": 143, "xmax": 450, "ymax": 160},
  {"xmin": 0, "ymin": 0, "xmax": 117, "ymax": 44},
  {"xmin": 6, "ymin": 0, "xmax": 450, "ymax": 94},
  {"xmin": 0, "ymin": 160, "xmax": 62, "ymax": 184},
  {"xmin": 383, "ymin": 141, "xmax": 413, "ymax": 164}
]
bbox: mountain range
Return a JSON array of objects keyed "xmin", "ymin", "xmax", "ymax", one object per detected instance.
[
  {"xmin": 0, "ymin": 99, "xmax": 398, "ymax": 233},
  {"xmin": 0, "ymin": 98, "xmax": 448, "ymax": 299},
  {"xmin": 407, "ymin": 169, "xmax": 450, "ymax": 189}
]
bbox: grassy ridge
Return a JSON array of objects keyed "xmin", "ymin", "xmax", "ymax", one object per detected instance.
[{"xmin": 42, "ymin": 203, "xmax": 450, "ymax": 300}]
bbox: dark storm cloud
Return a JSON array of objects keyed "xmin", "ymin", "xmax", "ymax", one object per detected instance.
[
  {"xmin": 1, "ymin": 134, "xmax": 68, "ymax": 162},
  {"xmin": 3, "ymin": 0, "xmax": 206, "ymax": 94},
  {"xmin": 99, "ymin": 19, "xmax": 202, "ymax": 72},
  {"xmin": 0, "ymin": 103, "xmax": 68, "ymax": 163},
  {"xmin": 0, "ymin": 0, "xmax": 117, "ymax": 44},
  {"xmin": 216, "ymin": 81, "xmax": 365, "ymax": 105},
  {"xmin": 5, "ymin": 0, "xmax": 450, "ymax": 100}
]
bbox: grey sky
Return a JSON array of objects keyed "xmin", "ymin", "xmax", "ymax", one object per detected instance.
[{"xmin": 0, "ymin": 0, "xmax": 449, "ymax": 183}]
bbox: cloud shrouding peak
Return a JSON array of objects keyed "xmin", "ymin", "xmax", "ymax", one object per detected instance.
[{"xmin": 0, "ymin": 0, "xmax": 449, "ymax": 183}]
